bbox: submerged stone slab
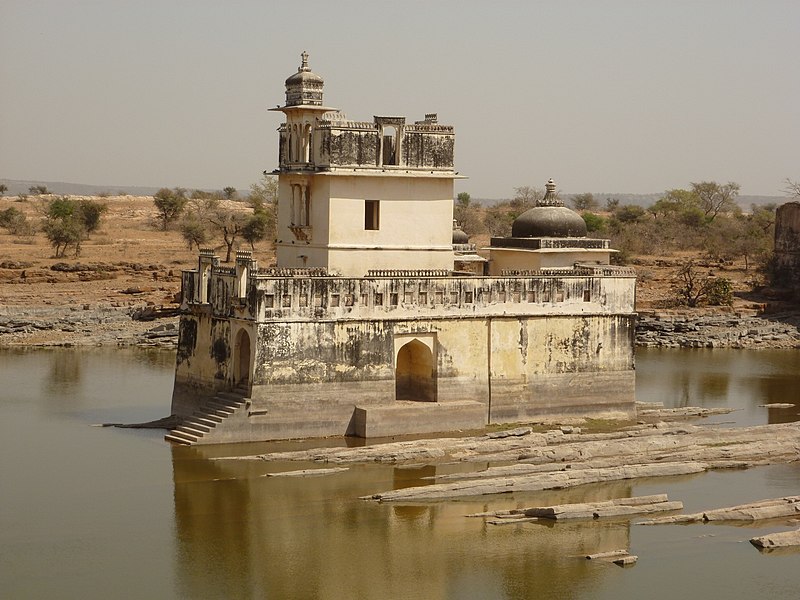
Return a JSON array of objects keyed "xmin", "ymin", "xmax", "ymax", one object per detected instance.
[
  {"xmin": 750, "ymin": 529, "xmax": 800, "ymax": 549},
  {"xmin": 353, "ymin": 400, "xmax": 486, "ymax": 438}
]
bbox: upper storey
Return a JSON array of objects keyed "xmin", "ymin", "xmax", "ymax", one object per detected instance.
[{"xmin": 271, "ymin": 53, "xmax": 456, "ymax": 174}]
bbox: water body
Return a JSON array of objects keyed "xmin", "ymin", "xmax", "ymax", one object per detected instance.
[{"xmin": 1, "ymin": 347, "xmax": 798, "ymax": 599}]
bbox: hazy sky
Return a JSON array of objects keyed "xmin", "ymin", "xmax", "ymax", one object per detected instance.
[{"xmin": 1, "ymin": 0, "xmax": 798, "ymax": 198}]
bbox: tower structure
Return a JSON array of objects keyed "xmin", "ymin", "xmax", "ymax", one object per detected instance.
[{"xmin": 270, "ymin": 52, "xmax": 462, "ymax": 276}]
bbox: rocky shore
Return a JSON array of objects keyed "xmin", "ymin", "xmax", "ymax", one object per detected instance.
[
  {"xmin": 636, "ymin": 309, "xmax": 800, "ymax": 349},
  {"xmin": 0, "ymin": 304, "xmax": 179, "ymax": 348}
]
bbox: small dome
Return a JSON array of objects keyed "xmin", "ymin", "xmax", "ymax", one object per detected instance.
[
  {"xmin": 452, "ymin": 227, "xmax": 469, "ymax": 244},
  {"xmin": 511, "ymin": 205, "xmax": 587, "ymax": 238},
  {"xmin": 510, "ymin": 179, "xmax": 587, "ymax": 238},
  {"xmin": 284, "ymin": 51, "xmax": 324, "ymax": 106}
]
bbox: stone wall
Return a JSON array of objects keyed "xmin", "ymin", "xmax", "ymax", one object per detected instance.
[
  {"xmin": 774, "ymin": 202, "xmax": 800, "ymax": 292},
  {"xmin": 170, "ymin": 263, "xmax": 637, "ymax": 440}
]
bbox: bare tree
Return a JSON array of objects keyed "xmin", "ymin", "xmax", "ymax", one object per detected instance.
[
  {"xmin": 784, "ymin": 178, "xmax": 800, "ymax": 199},
  {"xmin": 510, "ymin": 186, "xmax": 544, "ymax": 211},
  {"xmin": 691, "ymin": 181, "xmax": 740, "ymax": 222}
]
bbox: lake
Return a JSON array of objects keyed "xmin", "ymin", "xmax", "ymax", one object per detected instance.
[{"xmin": 1, "ymin": 347, "xmax": 799, "ymax": 599}]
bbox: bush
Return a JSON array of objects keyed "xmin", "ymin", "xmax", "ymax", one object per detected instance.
[
  {"xmin": 42, "ymin": 216, "xmax": 83, "ymax": 257},
  {"xmin": 0, "ymin": 207, "xmax": 33, "ymax": 235},
  {"xmin": 582, "ymin": 212, "xmax": 606, "ymax": 233},
  {"xmin": 153, "ymin": 188, "xmax": 188, "ymax": 230}
]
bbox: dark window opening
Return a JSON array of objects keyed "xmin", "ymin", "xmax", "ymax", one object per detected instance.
[{"xmin": 365, "ymin": 200, "xmax": 380, "ymax": 230}]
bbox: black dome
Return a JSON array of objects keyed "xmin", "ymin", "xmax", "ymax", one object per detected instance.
[
  {"xmin": 511, "ymin": 205, "xmax": 587, "ymax": 238},
  {"xmin": 452, "ymin": 227, "xmax": 469, "ymax": 244}
]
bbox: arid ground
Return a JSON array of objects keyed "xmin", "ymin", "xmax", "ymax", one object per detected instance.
[{"xmin": 0, "ymin": 194, "xmax": 785, "ymax": 346}]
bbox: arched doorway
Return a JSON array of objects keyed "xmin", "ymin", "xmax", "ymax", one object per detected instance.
[
  {"xmin": 234, "ymin": 329, "xmax": 252, "ymax": 387},
  {"xmin": 395, "ymin": 339, "xmax": 436, "ymax": 402}
]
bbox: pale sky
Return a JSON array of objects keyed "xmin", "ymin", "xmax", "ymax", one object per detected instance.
[{"xmin": 1, "ymin": 0, "xmax": 798, "ymax": 198}]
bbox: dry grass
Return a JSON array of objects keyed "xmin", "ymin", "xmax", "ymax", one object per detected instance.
[{"xmin": 0, "ymin": 195, "xmax": 275, "ymax": 308}]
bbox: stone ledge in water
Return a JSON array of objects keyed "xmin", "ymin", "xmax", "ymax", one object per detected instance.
[
  {"xmin": 266, "ymin": 467, "xmax": 349, "ymax": 478},
  {"xmin": 638, "ymin": 496, "xmax": 800, "ymax": 525},
  {"xmin": 750, "ymin": 528, "xmax": 800, "ymax": 550}
]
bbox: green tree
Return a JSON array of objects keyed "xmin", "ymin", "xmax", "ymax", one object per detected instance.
[
  {"xmin": 41, "ymin": 197, "xmax": 85, "ymax": 257},
  {"xmin": 605, "ymin": 197, "xmax": 620, "ymax": 212},
  {"xmin": 153, "ymin": 187, "xmax": 188, "ymax": 231},
  {"xmin": 28, "ymin": 185, "xmax": 49, "ymax": 195},
  {"xmin": 222, "ymin": 186, "xmax": 238, "ymax": 200},
  {"xmin": 77, "ymin": 199, "xmax": 107, "ymax": 238},
  {"xmin": 0, "ymin": 184, "xmax": 7, "ymax": 196},
  {"xmin": 649, "ymin": 188, "xmax": 700, "ymax": 219},
  {"xmin": 454, "ymin": 191, "xmax": 483, "ymax": 235},
  {"xmin": 241, "ymin": 211, "xmax": 272, "ymax": 251},
  {"xmin": 571, "ymin": 193, "xmax": 598, "ymax": 211},
  {"xmin": 614, "ymin": 204, "xmax": 646, "ymax": 223},
  {"xmin": 179, "ymin": 214, "xmax": 209, "ymax": 250},
  {"xmin": 582, "ymin": 212, "xmax": 607, "ymax": 234},
  {"xmin": 691, "ymin": 181, "xmax": 740, "ymax": 222}
]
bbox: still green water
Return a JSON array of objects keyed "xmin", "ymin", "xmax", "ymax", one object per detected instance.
[{"xmin": 0, "ymin": 347, "xmax": 798, "ymax": 599}]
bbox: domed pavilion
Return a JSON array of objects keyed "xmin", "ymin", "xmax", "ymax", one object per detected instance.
[{"xmin": 488, "ymin": 179, "xmax": 614, "ymax": 275}]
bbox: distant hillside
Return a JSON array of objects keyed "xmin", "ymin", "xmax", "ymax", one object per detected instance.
[{"xmin": 0, "ymin": 179, "xmax": 164, "ymax": 197}]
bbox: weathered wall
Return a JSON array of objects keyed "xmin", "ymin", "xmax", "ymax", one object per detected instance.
[
  {"xmin": 773, "ymin": 202, "xmax": 800, "ymax": 290},
  {"xmin": 172, "ymin": 264, "xmax": 636, "ymax": 440},
  {"xmin": 402, "ymin": 126, "xmax": 455, "ymax": 169},
  {"xmin": 172, "ymin": 311, "xmax": 232, "ymax": 416},
  {"xmin": 239, "ymin": 313, "xmax": 634, "ymax": 440}
]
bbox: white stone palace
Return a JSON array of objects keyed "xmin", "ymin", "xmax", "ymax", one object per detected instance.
[{"xmin": 166, "ymin": 53, "xmax": 637, "ymax": 445}]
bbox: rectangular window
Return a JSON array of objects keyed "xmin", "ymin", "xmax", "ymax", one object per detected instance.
[
  {"xmin": 390, "ymin": 293, "xmax": 398, "ymax": 306},
  {"xmin": 583, "ymin": 289, "xmax": 591, "ymax": 302},
  {"xmin": 365, "ymin": 200, "xmax": 380, "ymax": 230},
  {"xmin": 465, "ymin": 291, "xmax": 473, "ymax": 304},
  {"xmin": 265, "ymin": 294, "xmax": 274, "ymax": 308},
  {"xmin": 375, "ymin": 293, "xmax": 383, "ymax": 306},
  {"xmin": 330, "ymin": 294, "xmax": 340, "ymax": 307},
  {"xmin": 450, "ymin": 291, "xmax": 459, "ymax": 304}
]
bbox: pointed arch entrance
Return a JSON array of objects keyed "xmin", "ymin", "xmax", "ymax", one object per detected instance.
[
  {"xmin": 233, "ymin": 328, "xmax": 252, "ymax": 387},
  {"xmin": 395, "ymin": 339, "xmax": 436, "ymax": 402}
]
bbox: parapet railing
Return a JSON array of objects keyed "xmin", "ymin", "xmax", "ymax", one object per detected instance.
[
  {"xmin": 256, "ymin": 267, "xmax": 328, "ymax": 277},
  {"xmin": 367, "ymin": 269, "xmax": 451, "ymax": 278}
]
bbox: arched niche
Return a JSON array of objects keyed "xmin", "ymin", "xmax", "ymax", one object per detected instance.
[{"xmin": 395, "ymin": 338, "xmax": 436, "ymax": 402}]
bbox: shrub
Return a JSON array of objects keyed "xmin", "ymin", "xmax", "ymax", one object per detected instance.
[{"xmin": 153, "ymin": 188, "xmax": 188, "ymax": 231}]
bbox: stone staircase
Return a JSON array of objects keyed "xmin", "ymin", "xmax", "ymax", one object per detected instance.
[{"xmin": 165, "ymin": 384, "xmax": 249, "ymax": 446}]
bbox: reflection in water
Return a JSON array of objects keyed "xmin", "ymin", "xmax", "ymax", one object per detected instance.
[
  {"xmin": 45, "ymin": 350, "xmax": 83, "ymax": 395},
  {"xmin": 636, "ymin": 348, "xmax": 800, "ymax": 426},
  {"xmin": 4, "ymin": 347, "xmax": 800, "ymax": 599},
  {"xmin": 171, "ymin": 446, "xmax": 633, "ymax": 600}
]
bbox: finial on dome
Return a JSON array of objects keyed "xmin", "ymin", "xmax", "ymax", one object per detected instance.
[
  {"xmin": 300, "ymin": 51, "xmax": 310, "ymax": 71},
  {"xmin": 537, "ymin": 178, "xmax": 562, "ymax": 207}
]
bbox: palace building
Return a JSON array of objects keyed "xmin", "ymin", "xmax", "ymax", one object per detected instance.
[{"xmin": 165, "ymin": 54, "xmax": 636, "ymax": 445}]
